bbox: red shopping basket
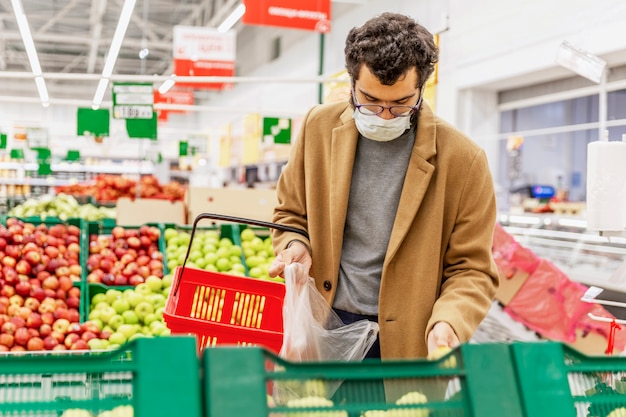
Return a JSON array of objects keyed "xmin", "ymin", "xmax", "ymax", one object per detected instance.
[{"xmin": 163, "ymin": 213, "xmax": 309, "ymax": 353}]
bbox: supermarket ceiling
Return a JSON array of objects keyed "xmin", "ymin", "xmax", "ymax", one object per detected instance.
[{"xmin": 0, "ymin": 0, "xmax": 355, "ymax": 103}]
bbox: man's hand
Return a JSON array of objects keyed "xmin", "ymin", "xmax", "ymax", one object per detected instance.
[
  {"xmin": 268, "ymin": 241, "xmax": 312, "ymax": 278},
  {"xmin": 427, "ymin": 321, "xmax": 460, "ymax": 356}
]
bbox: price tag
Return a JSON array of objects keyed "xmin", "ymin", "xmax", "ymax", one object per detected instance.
[{"xmin": 114, "ymin": 105, "xmax": 154, "ymax": 119}]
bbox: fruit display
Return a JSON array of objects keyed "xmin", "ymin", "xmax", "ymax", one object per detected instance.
[
  {"xmin": 55, "ymin": 174, "xmax": 186, "ymax": 203},
  {"xmin": 61, "ymin": 405, "xmax": 133, "ymax": 417},
  {"xmin": 284, "ymin": 396, "xmax": 348, "ymax": 417},
  {"xmin": 85, "ymin": 278, "xmax": 171, "ymax": 350},
  {"xmin": 240, "ymin": 227, "xmax": 281, "ymax": 282},
  {"xmin": 0, "ymin": 218, "xmax": 85, "ymax": 351},
  {"xmin": 7, "ymin": 193, "xmax": 116, "ymax": 221},
  {"xmin": 163, "ymin": 226, "xmax": 246, "ymax": 276},
  {"xmin": 360, "ymin": 392, "xmax": 429, "ymax": 417},
  {"xmin": 86, "ymin": 225, "xmax": 165, "ymax": 286}
]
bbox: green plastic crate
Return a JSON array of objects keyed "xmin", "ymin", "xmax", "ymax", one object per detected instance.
[
  {"xmin": 0, "ymin": 336, "xmax": 202, "ymax": 417},
  {"xmin": 203, "ymin": 343, "xmax": 525, "ymax": 417},
  {"xmin": 511, "ymin": 341, "xmax": 626, "ymax": 417}
]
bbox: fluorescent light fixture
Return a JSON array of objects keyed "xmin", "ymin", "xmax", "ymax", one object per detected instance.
[
  {"xmin": 92, "ymin": 78, "xmax": 110, "ymax": 109},
  {"xmin": 507, "ymin": 215, "xmax": 541, "ymax": 226},
  {"xmin": 93, "ymin": 0, "xmax": 135, "ymax": 106},
  {"xmin": 556, "ymin": 40, "xmax": 606, "ymax": 84},
  {"xmin": 218, "ymin": 3, "xmax": 245, "ymax": 33},
  {"xmin": 12, "ymin": 0, "xmax": 49, "ymax": 106},
  {"xmin": 102, "ymin": 0, "xmax": 136, "ymax": 78},
  {"xmin": 34, "ymin": 76, "xmax": 49, "ymax": 106},
  {"xmin": 158, "ymin": 76, "xmax": 176, "ymax": 94}
]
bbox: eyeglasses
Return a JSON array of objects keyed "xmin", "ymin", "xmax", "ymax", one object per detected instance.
[{"xmin": 353, "ymin": 90, "xmax": 422, "ymax": 117}]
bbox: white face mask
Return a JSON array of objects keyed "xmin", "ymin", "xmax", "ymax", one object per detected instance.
[
  {"xmin": 353, "ymin": 109, "xmax": 412, "ymax": 142},
  {"xmin": 352, "ymin": 96, "xmax": 421, "ymax": 142}
]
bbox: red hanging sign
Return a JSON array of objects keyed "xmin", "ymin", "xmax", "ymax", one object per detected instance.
[
  {"xmin": 173, "ymin": 26, "xmax": 236, "ymax": 90},
  {"xmin": 243, "ymin": 0, "xmax": 331, "ymax": 33}
]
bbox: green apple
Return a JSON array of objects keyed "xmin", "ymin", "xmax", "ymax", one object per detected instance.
[
  {"xmin": 87, "ymin": 338, "xmax": 106, "ymax": 350},
  {"xmin": 145, "ymin": 275, "xmax": 162, "ymax": 292},
  {"xmin": 124, "ymin": 291, "xmax": 145, "ymax": 308},
  {"xmin": 135, "ymin": 283, "xmax": 152, "ymax": 296},
  {"xmin": 122, "ymin": 310, "xmax": 139, "ymax": 325},
  {"xmin": 161, "ymin": 274, "xmax": 173, "ymax": 288},
  {"xmin": 149, "ymin": 320, "xmax": 168, "ymax": 336},
  {"xmin": 147, "ymin": 293, "xmax": 166, "ymax": 308},
  {"xmin": 112, "ymin": 298, "xmax": 130, "ymax": 314},
  {"xmin": 134, "ymin": 301, "xmax": 154, "ymax": 321},
  {"xmin": 107, "ymin": 314, "xmax": 125, "ymax": 330},
  {"xmin": 108, "ymin": 332, "xmax": 127, "ymax": 346},
  {"xmin": 240, "ymin": 228, "xmax": 256, "ymax": 242},
  {"xmin": 142, "ymin": 312, "xmax": 158, "ymax": 326},
  {"xmin": 91, "ymin": 293, "xmax": 107, "ymax": 305},
  {"xmin": 155, "ymin": 307, "xmax": 164, "ymax": 320},
  {"xmin": 105, "ymin": 289, "xmax": 123, "ymax": 304},
  {"xmin": 98, "ymin": 307, "xmax": 117, "ymax": 325},
  {"xmin": 117, "ymin": 324, "xmax": 138, "ymax": 340},
  {"xmin": 164, "ymin": 227, "xmax": 178, "ymax": 241},
  {"xmin": 215, "ymin": 258, "xmax": 231, "ymax": 272}
]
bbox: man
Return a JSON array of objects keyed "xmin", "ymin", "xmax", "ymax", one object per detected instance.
[{"xmin": 268, "ymin": 12, "xmax": 499, "ymax": 360}]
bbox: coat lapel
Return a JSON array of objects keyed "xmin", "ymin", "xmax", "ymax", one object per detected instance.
[
  {"xmin": 329, "ymin": 107, "xmax": 359, "ymax": 272},
  {"xmin": 385, "ymin": 103, "xmax": 438, "ymax": 263}
]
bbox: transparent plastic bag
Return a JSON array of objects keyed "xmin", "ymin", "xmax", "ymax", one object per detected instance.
[
  {"xmin": 279, "ymin": 262, "xmax": 380, "ymax": 362},
  {"xmin": 273, "ymin": 263, "xmax": 380, "ymax": 406}
]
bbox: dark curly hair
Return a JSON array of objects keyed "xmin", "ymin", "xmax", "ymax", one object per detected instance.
[{"xmin": 345, "ymin": 12, "xmax": 439, "ymax": 89}]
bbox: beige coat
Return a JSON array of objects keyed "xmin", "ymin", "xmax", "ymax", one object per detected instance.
[{"xmin": 273, "ymin": 100, "xmax": 499, "ymax": 359}]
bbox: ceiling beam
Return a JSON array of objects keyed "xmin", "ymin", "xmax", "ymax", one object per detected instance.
[
  {"xmin": 0, "ymin": 30, "xmax": 173, "ymax": 50},
  {"xmin": 36, "ymin": 0, "xmax": 82, "ymax": 34},
  {"xmin": 87, "ymin": 0, "xmax": 107, "ymax": 73}
]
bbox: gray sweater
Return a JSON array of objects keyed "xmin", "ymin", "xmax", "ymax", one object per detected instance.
[{"xmin": 333, "ymin": 126, "xmax": 416, "ymax": 316}]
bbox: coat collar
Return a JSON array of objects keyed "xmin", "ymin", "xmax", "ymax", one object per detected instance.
[{"xmin": 330, "ymin": 102, "xmax": 438, "ymax": 267}]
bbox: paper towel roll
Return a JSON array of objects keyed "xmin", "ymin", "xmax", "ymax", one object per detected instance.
[{"xmin": 586, "ymin": 140, "xmax": 626, "ymax": 231}]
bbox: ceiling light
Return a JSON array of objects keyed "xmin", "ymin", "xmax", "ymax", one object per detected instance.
[
  {"xmin": 218, "ymin": 3, "xmax": 246, "ymax": 33},
  {"xmin": 93, "ymin": 0, "xmax": 136, "ymax": 107},
  {"xmin": 12, "ymin": 0, "xmax": 49, "ymax": 106},
  {"xmin": 158, "ymin": 75, "xmax": 176, "ymax": 94}
]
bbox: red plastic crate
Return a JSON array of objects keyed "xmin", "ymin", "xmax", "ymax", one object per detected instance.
[{"xmin": 164, "ymin": 265, "xmax": 286, "ymax": 353}]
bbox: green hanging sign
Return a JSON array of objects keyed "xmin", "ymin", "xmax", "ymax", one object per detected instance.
[
  {"xmin": 0, "ymin": 134, "xmax": 6, "ymax": 149},
  {"xmin": 77, "ymin": 108, "xmax": 110, "ymax": 137},
  {"xmin": 179, "ymin": 141, "xmax": 189, "ymax": 156},
  {"xmin": 37, "ymin": 163, "xmax": 52, "ymax": 175},
  {"xmin": 66, "ymin": 150, "xmax": 81, "ymax": 161},
  {"xmin": 10, "ymin": 148, "xmax": 24, "ymax": 160},
  {"xmin": 263, "ymin": 117, "xmax": 292, "ymax": 144},
  {"xmin": 126, "ymin": 112, "xmax": 157, "ymax": 139}
]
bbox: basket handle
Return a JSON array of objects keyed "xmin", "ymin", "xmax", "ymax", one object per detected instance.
[{"xmin": 173, "ymin": 212, "xmax": 309, "ymax": 295}]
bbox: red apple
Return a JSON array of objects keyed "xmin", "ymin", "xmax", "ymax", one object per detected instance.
[
  {"xmin": 112, "ymin": 226, "xmax": 126, "ymax": 240},
  {"xmin": 39, "ymin": 323, "xmax": 52, "ymax": 338},
  {"xmin": 50, "ymin": 330, "xmax": 65, "ymax": 344},
  {"xmin": 64, "ymin": 333, "xmax": 80, "ymax": 348},
  {"xmin": 15, "ymin": 281, "xmax": 32, "ymax": 297},
  {"xmin": 68, "ymin": 286, "xmax": 81, "ymax": 299},
  {"xmin": 68, "ymin": 309, "xmax": 80, "ymax": 324},
  {"xmin": 52, "ymin": 318, "xmax": 70, "ymax": 334},
  {"xmin": 0, "ymin": 333, "xmax": 14, "ymax": 348},
  {"xmin": 27, "ymin": 336, "xmax": 44, "ymax": 351},
  {"xmin": 42, "ymin": 276, "xmax": 59, "ymax": 291},
  {"xmin": 9, "ymin": 294, "xmax": 24, "ymax": 306},
  {"xmin": 43, "ymin": 335, "xmax": 59, "ymax": 350},
  {"xmin": 66, "ymin": 296, "xmax": 80, "ymax": 310},
  {"xmin": 67, "ymin": 322, "xmax": 82, "ymax": 334},
  {"xmin": 70, "ymin": 339, "xmax": 89, "ymax": 350},
  {"xmin": 1, "ymin": 321, "xmax": 17, "ymax": 335},
  {"xmin": 10, "ymin": 316, "xmax": 26, "ymax": 328},
  {"xmin": 41, "ymin": 312, "xmax": 54, "ymax": 325},
  {"xmin": 14, "ymin": 327, "xmax": 30, "ymax": 346},
  {"xmin": 15, "ymin": 260, "xmax": 32, "ymax": 276},
  {"xmin": 26, "ymin": 312, "xmax": 43, "ymax": 329},
  {"xmin": 24, "ymin": 297, "xmax": 40, "ymax": 312}
]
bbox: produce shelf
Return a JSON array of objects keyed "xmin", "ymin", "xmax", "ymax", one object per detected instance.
[
  {"xmin": 202, "ymin": 343, "xmax": 525, "ymax": 417},
  {"xmin": 0, "ymin": 336, "xmax": 202, "ymax": 417}
]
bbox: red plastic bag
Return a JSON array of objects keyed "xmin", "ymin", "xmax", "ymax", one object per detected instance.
[{"xmin": 504, "ymin": 259, "xmax": 593, "ymax": 342}]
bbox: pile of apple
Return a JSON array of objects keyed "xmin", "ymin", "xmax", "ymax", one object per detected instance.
[
  {"xmin": 240, "ymin": 228, "xmax": 281, "ymax": 282},
  {"xmin": 86, "ymin": 225, "xmax": 165, "ymax": 286},
  {"xmin": 61, "ymin": 405, "xmax": 133, "ymax": 417},
  {"xmin": 85, "ymin": 276, "xmax": 171, "ymax": 350},
  {"xmin": 0, "ymin": 217, "xmax": 86, "ymax": 351},
  {"xmin": 164, "ymin": 227, "xmax": 246, "ymax": 276}
]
